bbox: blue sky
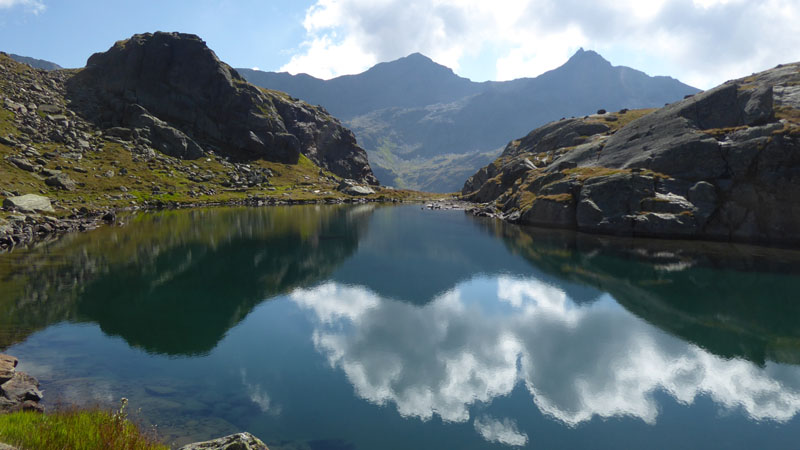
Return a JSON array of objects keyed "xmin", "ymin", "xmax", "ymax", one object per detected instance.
[
  {"xmin": 1, "ymin": 0, "xmax": 799, "ymax": 89},
  {"xmin": 0, "ymin": 0, "xmax": 314, "ymax": 71}
]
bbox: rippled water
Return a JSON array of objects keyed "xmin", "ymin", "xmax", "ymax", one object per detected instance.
[{"xmin": 1, "ymin": 204, "xmax": 800, "ymax": 449}]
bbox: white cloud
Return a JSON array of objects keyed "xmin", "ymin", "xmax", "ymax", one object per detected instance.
[
  {"xmin": 474, "ymin": 415, "xmax": 529, "ymax": 447},
  {"xmin": 283, "ymin": 0, "xmax": 800, "ymax": 88},
  {"xmin": 290, "ymin": 277, "xmax": 800, "ymax": 445},
  {"xmin": 240, "ymin": 369, "xmax": 282, "ymax": 415},
  {"xmin": 0, "ymin": 0, "xmax": 45, "ymax": 14}
]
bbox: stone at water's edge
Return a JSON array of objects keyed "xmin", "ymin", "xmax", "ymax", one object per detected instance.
[
  {"xmin": 2, "ymin": 194, "xmax": 55, "ymax": 213},
  {"xmin": 178, "ymin": 432, "xmax": 268, "ymax": 450},
  {"xmin": 0, "ymin": 355, "xmax": 17, "ymax": 384},
  {"xmin": 337, "ymin": 178, "xmax": 376, "ymax": 196},
  {"xmin": 0, "ymin": 354, "xmax": 43, "ymax": 413}
]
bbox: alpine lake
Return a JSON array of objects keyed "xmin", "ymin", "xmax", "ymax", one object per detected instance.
[{"xmin": 1, "ymin": 204, "xmax": 800, "ymax": 449}]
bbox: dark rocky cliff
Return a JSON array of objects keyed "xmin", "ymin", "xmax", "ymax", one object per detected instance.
[
  {"xmin": 463, "ymin": 62, "xmax": 800, "ymax": 246},
  {"xmin": 66, "ymin": 32, "xmax": 377, "ymax": 184}
]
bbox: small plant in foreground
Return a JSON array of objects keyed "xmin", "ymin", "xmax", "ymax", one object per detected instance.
[{"xmin": 0, "ymin": 398, "xmax": 168, "ymax": 450}]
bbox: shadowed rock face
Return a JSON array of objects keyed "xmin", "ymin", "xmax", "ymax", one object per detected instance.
[
  {"xmin": 66, "ymin": 32, "xmax": 377, "ymax": 184},
  {"xmin": 463, "ymin": 61, "xmax": 800, "ymax": 246}
]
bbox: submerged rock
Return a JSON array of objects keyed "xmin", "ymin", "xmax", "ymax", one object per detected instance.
[{"xmin": 178, "ymin": 432, "xmax": 268, "ymax": 450}]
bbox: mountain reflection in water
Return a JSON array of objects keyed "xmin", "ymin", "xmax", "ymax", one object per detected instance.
[
  {"xmin": 0, "ymin": 205, "xmax": 373, "ymax": 355},
  {"xmin": 1, "ymin": 205, "xmax": 800, "ymax": 449}
]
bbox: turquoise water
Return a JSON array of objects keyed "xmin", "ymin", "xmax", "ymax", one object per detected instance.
[{"xmin": 1, "ymin": 204, "xmax": 800, "ymax": 449}]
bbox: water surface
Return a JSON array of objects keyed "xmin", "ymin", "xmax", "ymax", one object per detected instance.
[{"xmin": 1, "ymin": 205, "xmax": 800, "ymax": 449}]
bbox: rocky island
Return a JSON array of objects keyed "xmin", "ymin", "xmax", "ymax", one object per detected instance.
[{"xmin": 462, "ymin": 61, "xmax": 800, "ymax": 246}]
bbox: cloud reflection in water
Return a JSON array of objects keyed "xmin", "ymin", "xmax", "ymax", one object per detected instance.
[{"xmin": 290, "ymin": 277, "xmax": 800, "ymax": 444}]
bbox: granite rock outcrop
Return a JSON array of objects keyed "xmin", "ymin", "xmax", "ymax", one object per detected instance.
[{"xmin": 462, "ymin": 62, "xmax": 800, "ymax": 245}]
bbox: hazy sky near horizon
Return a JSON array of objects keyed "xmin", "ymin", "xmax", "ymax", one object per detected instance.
[{"xmin": 1, "ymin": 0, "xmax": 798, "ymax": 89}]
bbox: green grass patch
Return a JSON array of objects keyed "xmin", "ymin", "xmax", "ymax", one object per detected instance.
[
  {"xmin": 775, "ymin": 105, "xmax": 800, "ymax": 126},
  {"xmin": 702, "ymin": 125, "xmax": 749, "ymax": 138},
  {"xmin": 0, "ymin": 402, "xmax": 167, "ymax": 450},
  {"xmin": 539, "ymin": 193, "xmax": 574, "ymax": 203},
  {"xmin": 587, "ymin": 108, "xmax": 657, "ymax": 132},
  {"xmin": 0, "ymin": 108, "xmax": 18, "ymax": 138},
  {"xmin": 562, "ymin": 166, "xmax": 629, "ymax": 181}
]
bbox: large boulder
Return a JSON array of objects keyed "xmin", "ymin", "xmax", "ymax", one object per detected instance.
[
  {"xmin": 337, "ymin": 179, "xmax": 376, "ymax": 196},
  {"xmin": 67, "ymin": 32, "xmax": 378, "ymax": 184},
  {"xmin": 45, "ymin": 173, "xmax": 77, "ymax": 191},
  {"xmin": 3, "ymin": 194, "xmax": 54, "ymax": 213}
]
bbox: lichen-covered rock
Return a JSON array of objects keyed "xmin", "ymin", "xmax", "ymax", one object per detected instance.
[
  {"xmin": 178, "ymin": 432, "xmax": 268, "ymax": 450},
  {"xmin": 462, "ymin": 60, "xmax": 800, "ymax": 245},
  {"xmin": 45, "ymin": 173, "xmax": 77, "ymax": 191},
  {"xmin": 2, "ymin": 194, "xmax": 54, "ymax": 213},
  {"xmin": 337, "ymin": 179, "xmax": 376, "ymax": 196}
]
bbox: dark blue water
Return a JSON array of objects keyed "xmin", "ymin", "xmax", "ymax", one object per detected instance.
[{"xmin": 1, "ymin": 204, "xmax": 800, "ymax": 449}]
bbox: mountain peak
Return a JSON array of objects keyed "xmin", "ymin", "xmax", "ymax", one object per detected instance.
[
  {"xmin": 405, "ymin": 52, "xmax": 432, "ymax": 61},
  {"xmin": 565, "ymin": 48, "xmax": 612, "ymax": 67},
  {"xmin": 374, "ymin": 52, "xmax": 444, "ymax": 72}
]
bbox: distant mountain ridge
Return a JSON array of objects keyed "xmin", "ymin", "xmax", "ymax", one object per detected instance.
[
  {"xmin": 240, "ymin": 50, "xmax": 700, "ymax": 192},
  {"xmin": 8, "ymin": 53, "xmax": 62, "ymax": 71},
  {"xmin": 239, "ymin": 53, "xmax": 482, "ymax": 118}
]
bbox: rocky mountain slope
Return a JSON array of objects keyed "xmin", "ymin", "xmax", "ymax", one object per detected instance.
[
  {"xmin": 462, "ymin": 61, "xmax": 800, "ymax": 245},
  {"xmin": 8, "ymin": 54, "xmax": 62, "ymax": 71},
  {"xmin": 0, "ymin": 32, "xmax": 441, "ymax": 248},
  {"xmin": 241, "ymin": 50, "xmax": 699, "ymax": 191}
]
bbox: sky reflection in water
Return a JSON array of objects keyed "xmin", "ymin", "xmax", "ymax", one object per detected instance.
[
  {"xmin": 2, "ymin": 205, "xmax": 800, "ymax": 449},
  {"xmin": 291, "ymin": 275, "xmax": 800, "ymax": 446}
]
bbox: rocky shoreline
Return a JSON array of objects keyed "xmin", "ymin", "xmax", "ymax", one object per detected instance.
[{"xmin": 0, "ymin": 192, "xmax": 414, "ymax": 253}]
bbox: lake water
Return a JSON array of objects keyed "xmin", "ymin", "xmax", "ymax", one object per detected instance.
[{"xmin": 2, "ymin": 204, "xmax": 800, "ymax": 449}]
